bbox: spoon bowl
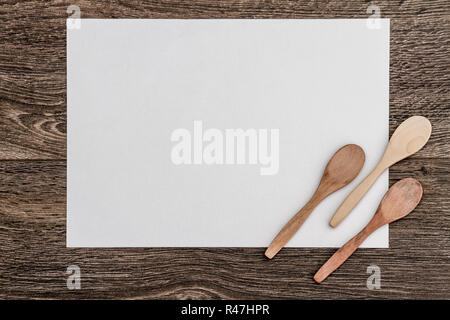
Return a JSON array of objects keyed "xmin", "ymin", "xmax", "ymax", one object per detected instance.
[
  {"xmin": 381, "ymin": 116, "xmax": 432, "ymax": 167},
  {"xmin": 321, "ymin": 144, "xmax": 367, "ymax": 191},
  {"xmin": 376, "ymin": 178, "xmax": 423, "ymax": 224}
]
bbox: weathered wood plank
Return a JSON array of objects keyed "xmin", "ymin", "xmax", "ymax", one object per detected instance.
[{"xmin": 0, "ymin": 159, "xmax": 448, "ymax": 299}]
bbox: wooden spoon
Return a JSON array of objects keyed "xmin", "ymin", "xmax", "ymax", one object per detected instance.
[
  {"xmin": 329, "ymin": 116, "xmax": 431, "ymax": 228},
  {"xmin": 314, "ymin": 178, "xmax": 423, "ymax": 283},
  {"xmin": 265, "ymin": 144, "xmax": 365, "ymax": 259}
]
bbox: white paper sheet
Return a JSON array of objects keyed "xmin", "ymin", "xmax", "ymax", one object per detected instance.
[{"xmin": 67, "ymin": 19, "xmax": 390, "ymax": 247}]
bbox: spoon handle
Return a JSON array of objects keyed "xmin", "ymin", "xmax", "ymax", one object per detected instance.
[
  {"xmin": 314, "ymin": 220, "xmax": 380, "ymax": 283},
  {"xmin": 329, "ymin": 164, "xmax": 385, "ymax": 228},
  {"xmin": 265, "ymin": 193, "xmax": 322, "ymax": 259}
]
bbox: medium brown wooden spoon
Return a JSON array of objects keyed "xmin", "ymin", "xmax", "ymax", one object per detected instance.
[
  {"xmin": 265, "ymin": 144, "xmax": 365, "ymax": 259},
  {"xmin": 330, "ymin": 116, "xmax": 431, "ymax": 227},
  {"xmin": 314, "ymin": 178, "xmax": 423, "ymax": 283}
]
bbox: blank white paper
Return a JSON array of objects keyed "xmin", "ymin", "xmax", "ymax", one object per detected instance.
[{"xmin": 67, "ymin": 19, "xmax": 390, "ymax": 247}]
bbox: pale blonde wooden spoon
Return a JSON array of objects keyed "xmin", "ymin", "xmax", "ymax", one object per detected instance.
[
  {"xmin": 314, "ymin": 178, "xmax": 423, "ymax": 283},
  {"xmin": 329, "ymin": 116, "xmax": 431, "ymax": 228},
  {"xmin": 265, "ymin": 144, "xmax": 365, "ymax": 259}
]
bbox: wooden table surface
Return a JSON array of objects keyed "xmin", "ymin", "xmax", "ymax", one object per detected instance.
[{"xmin": 0, "ymin": 0, "xmax": 449, "ymax": 299}]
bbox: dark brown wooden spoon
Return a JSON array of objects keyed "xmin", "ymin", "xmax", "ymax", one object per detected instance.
[
  {"xmin": 314, "ymin": 178, "xmax": 423, "ymax": 283},
  {"xmin": 265, "ymin": 144, "xmax": 365, "ymax": 259}
]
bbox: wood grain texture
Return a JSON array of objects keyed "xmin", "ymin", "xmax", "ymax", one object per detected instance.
[{"xmin": 0, "ymin": 0, "xmax": 449, "ymax": 299}]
